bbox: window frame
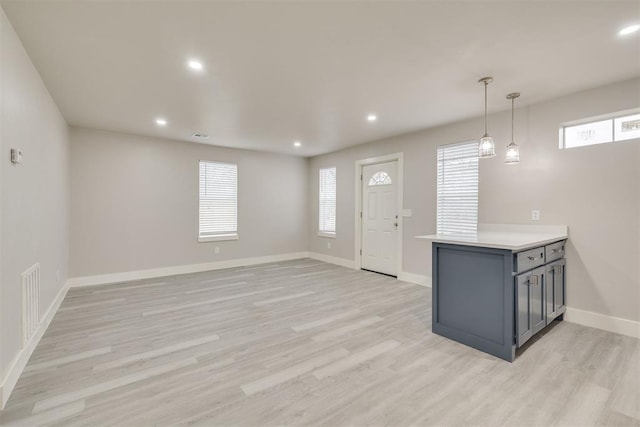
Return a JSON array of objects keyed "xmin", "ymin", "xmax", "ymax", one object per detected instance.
[
  {"xmin": 559, "ymin": 108, "xmax": 640, "ymax": 149},
  {"xmin": 198, "ymin": 160, "xmax": 239, "ymax": 243},
  {"xmin": 318, "ymin": 166, "xmax": 337, "ymax": 238}
]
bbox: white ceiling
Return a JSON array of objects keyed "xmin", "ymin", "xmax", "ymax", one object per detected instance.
[{"xmin": 2, "ymin": 1, "xmax": 639, "ymax": 156}]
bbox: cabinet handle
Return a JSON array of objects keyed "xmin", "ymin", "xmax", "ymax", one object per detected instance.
[
  {"xmin": 527, "ymin": 256, "xmax": 537, "ymax": 261},
  {"xmin": 527, "ymin": 275, "xmax": 539, "ymax": 286},
  {"xmin": 552, "ymin": 248, "xmax": 564, "ymax": 253}
]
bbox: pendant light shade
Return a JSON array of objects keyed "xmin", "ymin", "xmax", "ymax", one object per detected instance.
[
  {"xmin": 479, "ymin": 135, "xmax": 496, "ymax": 158},
  {"xmin": 504, "ymin": 92, "xmax": 521, "ymax": 164},
  {"xmin": 478, "ymin": 77, "xmax": 496, "ymax": 158}
]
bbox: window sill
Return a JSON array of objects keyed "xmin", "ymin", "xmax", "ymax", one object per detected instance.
[
  {"xmin": 317, "ymin": 232, "xmax": 336, "ymax": 239},
  {"xmin": 198, "ymin": 234, "xmax": 238, "ymax": 243}
]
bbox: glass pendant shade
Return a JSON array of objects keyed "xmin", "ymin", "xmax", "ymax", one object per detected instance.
[
  {"xmin": 504, "ymin": 92, "xmax": 521, "ymax": 164},
  {"xmin": 479, "ymin": 135, "xmax": 496, "ymax": 158},
  {"xmin": 504, "ymin": 141, "xmax": 520, "ymax": 164},
  {"xmin": 478, "ymin": 77, "xmax": 495, "ymax": 159}
]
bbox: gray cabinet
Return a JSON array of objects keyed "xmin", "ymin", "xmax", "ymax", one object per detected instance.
[
  {"xmin": 432, "ymin": 244, "xmax": 517, "ymax": 362},
  {"xmin": 432, "ymin": 238, "xmax": 567, "ymax": 361},
  {"xmin": 515, "ymin": 267, "xmax": 546, "ymax": 347},
  {"xmin": 546, "ymin": 258, "xmax": 566, "ymax": 323},
  {"xmin": 515, "ymin": 241, "xmax": 566, "ymax": 348}
]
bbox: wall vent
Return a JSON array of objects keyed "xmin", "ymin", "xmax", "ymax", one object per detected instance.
[{"xmin": 21, "ymin": 263, "xmax": 41, "ymax": 348}]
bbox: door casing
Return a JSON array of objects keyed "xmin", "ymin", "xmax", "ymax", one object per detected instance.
[{"xmin": 354, "ymin": 152, "xmax": 404, "ymax": 275}]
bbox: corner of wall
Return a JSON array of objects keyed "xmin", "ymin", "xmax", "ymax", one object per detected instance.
[{"xmin": 0, "ymin": 3, "xmax": 4, "ymax": 384}]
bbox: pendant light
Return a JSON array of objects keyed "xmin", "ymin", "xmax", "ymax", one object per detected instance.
[
  {"xmin": 478, "ymin": 77, "xmax": 496, "ymax": 158},
  {"xmin": 504, "ymin": 92, "xmax": 521, "ymax": 164}
]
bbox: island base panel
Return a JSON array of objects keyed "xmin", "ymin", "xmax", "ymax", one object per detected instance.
[{"xmin": 432, "ymin": 244, "xmax": 516, "ymax": 362}]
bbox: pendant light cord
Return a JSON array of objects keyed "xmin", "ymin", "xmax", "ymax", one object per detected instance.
[
  {"xmin": 511, "ymin": 97, "xmax": 514, "ymax": 143},
  {"xmin": 484, "ymin": 82, "xmax": 488, "ymax": 135}
]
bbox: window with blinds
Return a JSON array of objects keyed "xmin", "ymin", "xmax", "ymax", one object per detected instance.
[
  {"xmin": 437, "ymin": 141, "xmax": 479, "ymax": 236},
  {"xmin": 199, "ymin": 161, "xmax": 238, "ymax": 241},
  {"xmin": 319, "ymin": 167, "xmax": 337, "ymax": 235}
]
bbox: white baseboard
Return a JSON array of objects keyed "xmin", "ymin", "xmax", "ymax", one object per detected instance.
[
  {"xmin": 307, "ymin": 252, "xmax": 355, "ymax": 269},
  {"xmin": 565, "ymin": 307, "xmax": 640, "ymax": 339},
  {"xmin": 0, "ymin": 281, "xmax": 70, "ymax": 409},
  {"xmin": 307, "ymin": 254, "xmax": 431, "ymax": 289},
  {"xmin": 398, "ymin": 272, "xmax": 432, "ymax": 287},
  {"xmin": 68, "ymin": 252, "xmax": 310, "ymax": 288}
]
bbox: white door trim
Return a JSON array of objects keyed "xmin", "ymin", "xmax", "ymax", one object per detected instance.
[{"xmin": 354, "ymin": 152, "xmax": 404, "ymax": 275}]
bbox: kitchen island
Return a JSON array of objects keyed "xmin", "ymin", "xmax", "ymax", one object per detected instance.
[{"xmin": 417, "ymin": 224, "xmax": 568, "ymax": 362}]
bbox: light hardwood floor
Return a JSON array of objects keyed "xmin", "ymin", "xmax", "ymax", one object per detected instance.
[{"xmin": 1, "ymin": 259, "xmax": 638, "ymax": 426}]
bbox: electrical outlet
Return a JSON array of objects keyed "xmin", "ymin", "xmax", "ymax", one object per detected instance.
[
  {"xmin": 214, "ymin": 247, "xmax": 220, "ymax": 254},
  {"xmin": 531, "ymin": 210, "xmax": 540, "ymax": 221},
  {"xmin": 327, "ymin": 242, "xmax": 331, "ymax": 249}
]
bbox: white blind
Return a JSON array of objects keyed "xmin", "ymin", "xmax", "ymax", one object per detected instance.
[
  {"xmin": 199, "ymin": 161, "xmax": 237, "ymax": 237},
  {"xmin": 319, "ymin": 167, "xmax": 336, "ymax": 234},
  {"xmin": 437, "ymin": 141, "xmax": 479, "ymax": 235}
]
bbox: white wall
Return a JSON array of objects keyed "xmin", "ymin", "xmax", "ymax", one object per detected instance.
[
  {"xmin": 308, "ymin": 78, "xmax": 640, "ymax": 323},
  {"xmin": 0, "ymin": 8, "xmax": 69, "ymax": 382},
  {"xmin": 70, "ymin": 128, "xmax": 309, "ymax": 279}
]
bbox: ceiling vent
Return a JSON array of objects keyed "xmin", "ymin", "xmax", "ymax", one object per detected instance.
[{"xmin": 192, "ymin": 133, "xmax": 209, "ymax": 139}]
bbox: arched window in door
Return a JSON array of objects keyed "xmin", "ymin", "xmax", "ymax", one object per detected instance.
[{"xmin": 368, "ymin": 171, "xmax": 392, "ymax": 186}]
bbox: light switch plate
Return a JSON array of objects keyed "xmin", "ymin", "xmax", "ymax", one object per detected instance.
[
  {"xmin": 402, "ymin": 209, "xmax": 412, "ymax": 217},
  {"xmin": 10, "ymin": 148, "xmax": 23, "ymax": 164},
  {"xmin": 531, "ymin": 210, "xmax": 540, "ymax": 221}
]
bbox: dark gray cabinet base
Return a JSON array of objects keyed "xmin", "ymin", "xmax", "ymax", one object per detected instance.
[
  {"xmin": 432, "ymin": 244, "xmax": 516, "ymax": 361},
  {"xmin": 432, "ymin": 241, "xmax": 566, "ymax": 362}
]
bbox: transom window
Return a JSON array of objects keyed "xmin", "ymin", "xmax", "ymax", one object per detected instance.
[
  {"xmin": 560, "ymin": 109, "xmax": 640, "ymax": 149},
  {"xmin": 368, "ymin": 171, "xmax": 392, "ymax": 186}
]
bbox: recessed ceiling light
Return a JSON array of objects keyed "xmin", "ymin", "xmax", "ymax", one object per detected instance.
[
  {"xmin": 293, "ymin": 141, "xmax": 302, "ymax": 147},
  {"xmin": 619, "ymin": 24, "xmax": 640, "ymax": 36},
  {"xmin": 188, "ymin": 60, "xmax": 204, "ymax": 71},
  {"xmin": 155, "ymin": 118, "xmax": 167, "ymax": 126},
  {"xmin": 367, "ymin": 114, "xmax": 377, "ymax": 122}
]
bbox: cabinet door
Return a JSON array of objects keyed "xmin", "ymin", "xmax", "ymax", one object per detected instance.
[
  {"xmin": 531, "ymin": 267, "xmax": 546, "ymax": 335},
  {"xmin": 515, "ymin": 273, "xmax": 533, "ymax": 347},
  {"xmin": 515, "ymin": 267, "xmax": 546, "ymax": 347},
  {"xmin": 546, "ymin": 259, "xmax": 566, "ymax": 322}
]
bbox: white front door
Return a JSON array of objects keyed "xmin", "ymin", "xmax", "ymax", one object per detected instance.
[{"xmin": 361, "ymin": 161, "xmax": 398, "ymax": 276}]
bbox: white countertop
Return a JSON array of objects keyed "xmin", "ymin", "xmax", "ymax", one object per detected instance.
[{"xmin": 415, "ymin": 224, "xmax": 568, "ymax": 251}]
